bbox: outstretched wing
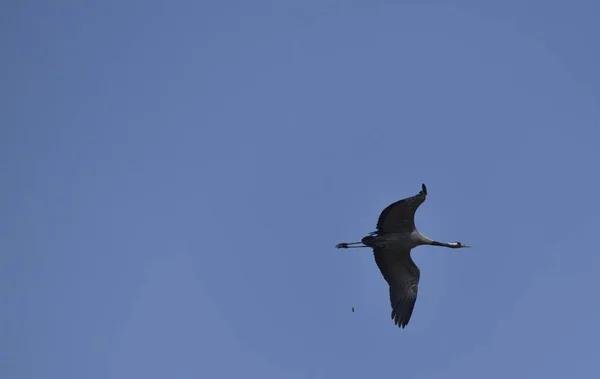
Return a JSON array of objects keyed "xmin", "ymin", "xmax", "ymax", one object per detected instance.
[
  {"xmin": 373, "ymin": 246, "xmax": 421, "ymax": 328},
  {"xmin": 376, "ymin": 183, "xmax": 427, "ymax": 233}
]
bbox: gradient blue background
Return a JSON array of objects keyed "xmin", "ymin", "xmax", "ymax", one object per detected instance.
[{"xmin": 2, "ymin": 1, "xmax": 600, "ymax": 378}]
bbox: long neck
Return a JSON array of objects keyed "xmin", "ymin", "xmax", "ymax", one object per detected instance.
[
  {"xmin": 415, "ymin": 232, "xmax": 434, "ymax": 246},
  {"xmin": 416, "ymin": 232, "xmax": 460, "ymax": 248}
]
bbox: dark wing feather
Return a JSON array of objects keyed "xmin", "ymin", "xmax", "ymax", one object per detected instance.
[
  {"xmin": 376, "ymin": 184, "xmax": 427, "ymax": 233},
  {"xmin": 373, "ymin": 247, "xmax": 421, "ymax": 328}
]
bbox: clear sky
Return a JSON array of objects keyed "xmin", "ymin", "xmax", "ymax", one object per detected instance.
[{"xmin": 2, "ymin": 1, "xmax": 600, "ymax": 378}]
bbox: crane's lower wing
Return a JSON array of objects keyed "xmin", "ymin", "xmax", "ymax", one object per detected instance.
[
  {"xmin": 373, "ymin": 247, "xmax": 421, "ymax": 328},
  {"xmin": 376, "ymin": 184, "xmax": 427, "ymax": 233}
]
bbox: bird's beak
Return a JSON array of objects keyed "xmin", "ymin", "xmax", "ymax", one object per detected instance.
[{"xmin": 463, "ymin": 244, "xmax": 471, "ymax": 248}]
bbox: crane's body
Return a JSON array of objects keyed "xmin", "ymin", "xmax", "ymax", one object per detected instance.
[
  {"xmin": 336, "ymin": 183, "xmax": 470, "ymax": 328},
  {"xmin": 361, "ymin": 230, "xmax": 432, "ymax": 251}
]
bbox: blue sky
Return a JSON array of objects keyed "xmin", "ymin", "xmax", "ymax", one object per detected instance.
[{"xmin": 2, "ymin": 1, "xmax": 600, "ymax": 378}]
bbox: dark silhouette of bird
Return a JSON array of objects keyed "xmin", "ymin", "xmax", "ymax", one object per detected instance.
[{"xmin": 336, "ymin": 184, "xmax": 470, "ymax": 328}]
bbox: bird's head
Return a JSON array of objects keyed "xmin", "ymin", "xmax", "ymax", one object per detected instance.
[{"xmin": 453, "ymin": 241, "xmax": 471, "ymax": 248}]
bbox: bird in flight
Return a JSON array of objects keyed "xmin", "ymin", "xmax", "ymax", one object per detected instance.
[{"xmin": 336, "ymin": 184, "xmax": 470, "ymax": 328}]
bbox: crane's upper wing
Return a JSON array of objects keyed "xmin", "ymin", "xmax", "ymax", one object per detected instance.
[
  {"xmin": 373, "ymin": 247, "xmax": 421, "ymax": 328},
  {"xmin": 376, "ymin": 184, "xmax": 427, "ymax": 233}
]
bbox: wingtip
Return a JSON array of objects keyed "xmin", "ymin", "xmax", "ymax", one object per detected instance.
[{"xmin": 421, "ymin": 183, "xmax": 427, "ymax": 196}]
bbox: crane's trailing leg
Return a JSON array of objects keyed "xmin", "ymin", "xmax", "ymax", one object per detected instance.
[
  {"xmin": 336, "ymin": 234, "xmax": 380, "ymax": 249},
  {"xmin": 335, "ymin": 242, "xmax": 367, "ymax": 248}
]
